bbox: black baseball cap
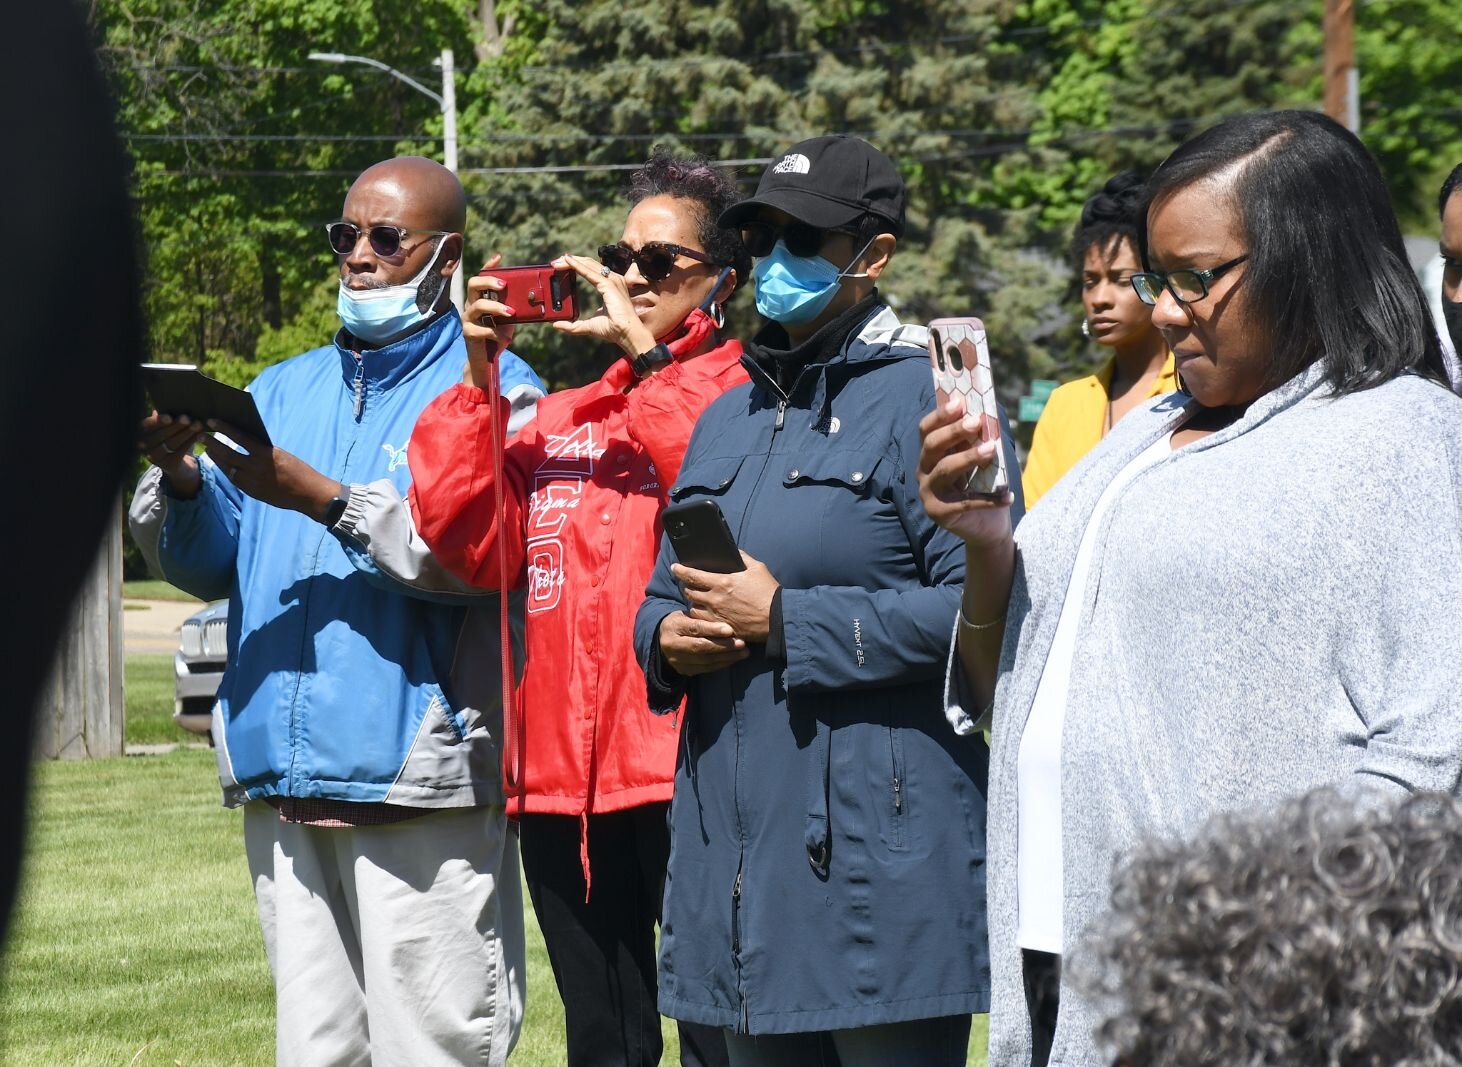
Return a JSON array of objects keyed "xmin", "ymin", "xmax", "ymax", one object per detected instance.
[{"xmin": 719, "ymin": 135, "xmax": 906, "ymax": 236}]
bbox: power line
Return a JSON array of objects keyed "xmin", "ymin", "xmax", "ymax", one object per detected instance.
[
  {"xmin": 136, "ymin": 158, "xmax": 777, "ymax": 178},
  {"xmin": 130, "ymin": 115, "xmax": 1232, "ymax": 182},
  {"xmin": 117, "ymin": 123, "xmax": 1093, "ymax": 146},
  {"xmin": 112, "ymin": 62, "xmax": 442, "ymax": 77}
]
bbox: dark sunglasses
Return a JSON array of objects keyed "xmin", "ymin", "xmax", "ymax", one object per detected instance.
[
  {"xmin": 597, "ymin": 241, "xmax": 716, "ymax": 282},
  {"xmin": 740, "ymin": 220, "xmax": 846, "ymax": 259},
  {"xmin": 1131, "ymin": 254, "xmax": 1250, "ymax": 306},
  {"xmin": 326, "ymin": 221, "xmax": 448, "ymax": 258}
]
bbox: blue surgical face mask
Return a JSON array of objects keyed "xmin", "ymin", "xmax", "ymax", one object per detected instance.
[
  {"xmin": 752, "ymin": 236, "xmax": 875, "ymax": 325},
  {"xmin": 336, "ymin": 238, "xmax": 449, "ymax": 345}
]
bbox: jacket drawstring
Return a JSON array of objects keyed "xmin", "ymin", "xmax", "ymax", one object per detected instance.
[
  {"xmin": 804, "ymin": 717, "xmax": 832, "ymax": 878},
  {"xmin": 807, "ymin": 367, "xmax": 831, "ymax": 432},
  {"xmin": 580, "ymin": 811, "xmax": 593, "ymax": 903}
]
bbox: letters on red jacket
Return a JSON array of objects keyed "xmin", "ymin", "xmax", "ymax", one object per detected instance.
[{"xmin": 408, "ymin": 324, "xmax": 748, "ymax": 818}]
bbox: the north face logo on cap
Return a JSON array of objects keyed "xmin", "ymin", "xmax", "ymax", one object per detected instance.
[{"xmin": 773, "ymin": 153, "xmax": 811, "ymax": 175}]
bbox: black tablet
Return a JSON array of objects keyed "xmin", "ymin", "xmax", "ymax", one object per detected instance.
[{"xmin": 141, "ymin": 364, "xmax": 271, "ymax": 445}]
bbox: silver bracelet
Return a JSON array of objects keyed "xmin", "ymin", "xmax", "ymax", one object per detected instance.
[{"xmin": 957, "ymin": 606, "xmax": 1006, "ymax": 633}]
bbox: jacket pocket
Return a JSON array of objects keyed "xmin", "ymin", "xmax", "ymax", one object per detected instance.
[
  {"xmin": 669, "ymin": 455, "xmax": 746, "ymax": 502},
  {"xmin": 779, "ymin": 449, "xmax": 882, "ymax": 495},
  {"xmin": 780, "ymin": 451, "xmax": 890, "ymax": 576},
  {"xmin": 429, "ymin": 688, "xmax": 469, "ymax": 742},
  {"xmin": 886, "ymin": 725, "xmax": 909, "ymax": 851}
]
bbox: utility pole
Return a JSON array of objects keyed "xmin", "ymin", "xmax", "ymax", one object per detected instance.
[
  {"xmin": 439, "ymin": 48, "xmax": 463, "ymax": 310},
  {"xmin": 309, "ymin": 48, "xmax": 464, "ymax": 308},
  {"xmin": 1323, "ymin": 0, "xmax": 1359, "ymax": 134}
]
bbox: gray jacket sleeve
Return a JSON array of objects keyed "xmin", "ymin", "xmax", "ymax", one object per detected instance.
[
  {"xmin": 333, "ymin": 479, "xmax": 493, "ymax": 604},
  {"xmin": 127, "ymin": 461, "xmax": 241, "ymax": 602},
  {"xmin": 332, "ymin": 388, "xmax": 541, "ymax": 604}
]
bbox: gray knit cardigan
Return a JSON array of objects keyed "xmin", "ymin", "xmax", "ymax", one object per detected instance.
[{"xmin": 947, "ymin": 363, "xmax": 1462, "ymax": 1066}]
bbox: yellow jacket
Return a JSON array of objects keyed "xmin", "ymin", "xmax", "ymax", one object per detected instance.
[{"xmin": 1021, "ymin": 353, "xmax": 1178, "ymax": 507}]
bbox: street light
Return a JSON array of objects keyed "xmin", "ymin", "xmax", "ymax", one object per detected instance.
[{"xmin": 309, "ymin": 48, "xmax": 462, "ymax": 309}]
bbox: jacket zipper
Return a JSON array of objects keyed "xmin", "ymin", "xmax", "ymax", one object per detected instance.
[
  {"xmin": 731, "ymin": 865, "xmax": 748, "ymax": 1031},
  {"xmin": 731, "ymin": 869, "xmax": 742, "ymax": 953},
  {"xmin": 726, "ymin": 366, "xmax": 796, "ymax": 1035},
  {"xmin": 889, "ymin": 727, "xmax": 904, "ymax": 815},
  {"xmin": 352, "ymin": 355, "xmax": 366, "ymax": 419},
  {"xmin": 290, "ymin": 355, "xmax": 366, "ymax": 792}
]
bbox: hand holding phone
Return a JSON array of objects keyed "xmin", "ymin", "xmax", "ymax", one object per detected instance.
[
  {"xmin": 662, "ymin": 499, "xmax": 745, "ymax": 573},
  {"xmin": 927, "ymin": 317, "xmax": 1009, "ymax": 501},
  {"xmin": 481, "ymin": 264, "xmax": 579, "ymax": 326},
  {"xmin": 460, "ymin": 256, "xmax": 525, "ymax": 384}
]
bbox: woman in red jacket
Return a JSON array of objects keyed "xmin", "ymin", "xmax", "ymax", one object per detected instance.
[{"xmin": 408, "ymin": 150, "xmax": 750, "ymax": 1067}]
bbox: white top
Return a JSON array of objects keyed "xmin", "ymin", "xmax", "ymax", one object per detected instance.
[{"xmin": 1015, "ymin": 435, "xmax": 1172, "ymax": 953}]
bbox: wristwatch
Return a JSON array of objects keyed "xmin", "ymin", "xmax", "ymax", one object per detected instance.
[
  {"xmin": 323, "ymin": 487, "xmax": 352, "ymax": 528},
  {"xmin": 629, "ymin": 343, "xmax": 672, "ymax": 379}
]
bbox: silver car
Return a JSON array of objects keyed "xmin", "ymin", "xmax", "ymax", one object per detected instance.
[{"xmin": 175, "ymin": 599, "xmax": 228, "ymax": 737}]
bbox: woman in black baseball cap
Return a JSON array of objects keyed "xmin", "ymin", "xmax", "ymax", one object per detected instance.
[
  {"xmin": 636, "ymin": 136, "xmax": 1010, "ymax": 1066},
  {"xmin": 720, "ymin": 134, "xmax": 906, "ymax": 331}
]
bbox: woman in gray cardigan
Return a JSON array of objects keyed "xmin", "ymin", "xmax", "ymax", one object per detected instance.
[{"xmin": 918, "ymin": 110, "xmax": 1462, "ymax": 1067}]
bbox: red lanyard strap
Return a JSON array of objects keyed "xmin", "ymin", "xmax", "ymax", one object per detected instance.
[{"xmin": 485, "ymin": 353, "xmax": 524, "ymax": 811}]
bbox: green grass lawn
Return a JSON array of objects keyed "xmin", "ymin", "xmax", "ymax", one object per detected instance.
[
  {"xmin": 125, "ymin": 654, "xmax": 196, "ymax": 747},
  {"xmin": 3, "ymin": 753, "xmax": 987, "ymax": 1065},
  {"xmin": 123, "ymin": 579, "xmax": 204, "ymax": 603}
]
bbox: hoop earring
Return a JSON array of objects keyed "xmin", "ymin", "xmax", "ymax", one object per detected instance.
[
  {"xmin": 711, "ymin": 302, "xmax": 725, "ymax": 329},
  {"xmin": 1081, "ymin": 318, "xmax": 1090, "ymax": 338}
]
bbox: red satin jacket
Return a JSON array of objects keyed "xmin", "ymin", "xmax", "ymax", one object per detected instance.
[{"xmin": 409, "ymin": 312, "xmax": 747, "ymax": 822}]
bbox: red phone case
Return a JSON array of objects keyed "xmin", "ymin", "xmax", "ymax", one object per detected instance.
[{"xmin": 480, "ymin": 264, "xmax": 579, "ymax": 325}]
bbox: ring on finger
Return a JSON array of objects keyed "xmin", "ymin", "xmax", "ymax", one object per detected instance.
[{"xmin": 599, "ymin": 266, "xmax": 612, "ymax": 278}]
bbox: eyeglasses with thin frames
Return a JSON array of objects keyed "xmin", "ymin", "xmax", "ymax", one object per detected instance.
[
  {"xmin": 1130, "ymin": 254, "xmax": 1250, "ymax": 306},
  {"xmin": 326, "ymin": 221, "xmax": 449, "ymax": 258}
]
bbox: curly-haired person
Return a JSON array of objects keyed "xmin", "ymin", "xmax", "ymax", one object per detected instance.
[
  {"xmin": 1022, "ymin": 171, "xmax": 1177, "ymax": 508},
  {"xmin": 1086, "ymin": 789, "xmax": 1462, "ymax": 1067}
]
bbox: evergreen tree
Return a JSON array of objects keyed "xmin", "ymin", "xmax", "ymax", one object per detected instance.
[{"xmin": 98, "ymin": 0, "xmax": 1461, "ymax": 399}]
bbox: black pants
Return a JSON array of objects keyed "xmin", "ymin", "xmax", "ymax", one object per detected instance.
[
  {"xmin": 723, "ymin": 1016, "xmax": 969, "ymax": 1066},
  {"xmin": 1022, "ymin": 950, "xmax": 1061, "ymax": 1067},
  {"xmin": 520, "ymin": 806, "xmax": 729, "ymax": 1067}
]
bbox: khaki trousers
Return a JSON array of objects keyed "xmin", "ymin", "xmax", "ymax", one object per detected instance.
[{"xmin": 244, "ymin": 802, "xmax": 525, "ymax": 1067}]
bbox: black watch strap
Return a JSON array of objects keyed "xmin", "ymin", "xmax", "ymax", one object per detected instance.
[
  {"xmin": 629, "ymin": 343, "xmax": 672, "ymax": 378},
  {"xmin": 323, "ymin": 487, "xmax": 352, "ymax": 528}
]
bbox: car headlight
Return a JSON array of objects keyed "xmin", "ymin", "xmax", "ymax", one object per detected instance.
[
  {"xmin": 203, "ymin": 618, "xmax": 229, "ymax": 660},
  {"xmin": 179, "ymin": 621, "xmax": 203, "ymax": 659}
]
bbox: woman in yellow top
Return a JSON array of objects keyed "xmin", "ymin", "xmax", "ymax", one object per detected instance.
[{"xmin": 1023, "ymin": 172, "xmax": 1177, "ymax": 507}]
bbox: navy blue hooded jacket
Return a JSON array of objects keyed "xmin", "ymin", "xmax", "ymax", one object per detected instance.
[{"xmin": 635, "ymin": 300, "xmax": 1024, "ymax": 1034}]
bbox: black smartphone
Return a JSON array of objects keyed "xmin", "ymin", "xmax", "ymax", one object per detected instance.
[
  {"xmin": 662, "ymin": 499, "xmax": 745, "ymax": 573},
  {"xmin": 141, "ymin": 363, "xmax": 272, "ymax": 445}
]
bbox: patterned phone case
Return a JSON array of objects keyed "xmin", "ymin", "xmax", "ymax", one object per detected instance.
[{"xmin": 927, "ymin": 317, "xmax": 1009, "ymax": 500}]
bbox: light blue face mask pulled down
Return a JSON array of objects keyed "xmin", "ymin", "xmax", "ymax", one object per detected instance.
[
  {"xmin": 336, "ymin": 238, "xmax": 448, "ymax": 345},
  {"xmin": 752, "ymin": 237, "xmax": 874, "ymax": 325}
]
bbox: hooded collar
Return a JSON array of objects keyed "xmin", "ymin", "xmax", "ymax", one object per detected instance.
[
  {"xmin": 744, "ymin": 292, "xmax": 883, "ymax": 387},
  {"xmin": 741, "ymin": 296, "xmax": 929, "ymax": 430},
  {"xmin": 333, "ymin": 308, "xmax": 459, "ymax": 391}
]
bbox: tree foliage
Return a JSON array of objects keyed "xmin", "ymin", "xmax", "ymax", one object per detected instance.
[
  {"xmin": 95, "ymin": 0, "xmax": 472, "ymax": 374},
  {"xmin": 96, "ymin": 0, "xmax": 1461, "ymax": 402}
]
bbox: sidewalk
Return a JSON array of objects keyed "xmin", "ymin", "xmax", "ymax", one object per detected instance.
[{"xmin": 123, "ymin": 598, "xmax": 203, "ymax": 657}]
